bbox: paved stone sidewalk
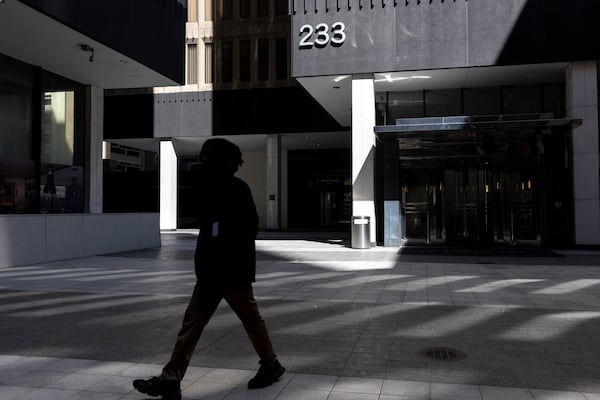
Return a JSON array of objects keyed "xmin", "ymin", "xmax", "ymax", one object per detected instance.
[
  {"xmin": 1, "ymin": 230, "xmax": 599, "ymax": 399},
  {"xmin": 1, "ymin": 354, "xmax": 599, "ymax": 400}
]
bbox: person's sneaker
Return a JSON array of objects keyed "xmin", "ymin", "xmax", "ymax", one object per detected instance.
[
  {"xmin": 248, "ymin": 359, "xmax": 285, "ymax": 389},
  {"xmin": 132, "ymin": 377, "xmax": 181, "ymax": 400}
]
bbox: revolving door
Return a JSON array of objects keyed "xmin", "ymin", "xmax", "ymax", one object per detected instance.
[{"xmin": 402, "ymin": 165, "xmax": 539, "ymax": 245}]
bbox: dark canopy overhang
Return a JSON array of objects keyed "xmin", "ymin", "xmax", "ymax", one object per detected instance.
[
  {"xmin": 375, "ymin": 113, "xmax": 581, "ymax": 134},
  {"xmin": 374, "ymin": 114, "xmax": 581, "ymax": 166}
]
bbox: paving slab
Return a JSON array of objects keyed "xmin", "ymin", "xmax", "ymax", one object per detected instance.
[{"xmin": 0, "ymin": 230, "xmax": 599, "ymax": 399}]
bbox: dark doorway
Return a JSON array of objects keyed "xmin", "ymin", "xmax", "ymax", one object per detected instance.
[{"xmin": 288, "ymin": 149, "xmax": 351, "ymax": 230}]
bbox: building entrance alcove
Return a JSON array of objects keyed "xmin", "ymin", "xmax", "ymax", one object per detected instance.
[
  {"xmin": 288, "ymin": 149, "xmax": 351, "ymax": 230},
  {"xmin": 402, "ymin": 164, "xmax": 540, "ymax": 246},
  {"xmin": 376, "ymin": 114, "xmax": 579, "ymax": 248}
]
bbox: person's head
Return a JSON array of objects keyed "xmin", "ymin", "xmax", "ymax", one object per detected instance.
[{"xmin": 198, "ymin": 138, "xmax": 243, "ymax": 175}]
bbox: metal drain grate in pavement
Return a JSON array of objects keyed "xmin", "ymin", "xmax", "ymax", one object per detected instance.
[{"xmin": 419, "ymin": 347, "xmax": 467, "ymax": 361}]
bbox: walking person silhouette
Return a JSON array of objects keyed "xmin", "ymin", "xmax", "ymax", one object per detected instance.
[{"xmin": 133, "ymin": 138, "xmax": 284, "ymax": 400}]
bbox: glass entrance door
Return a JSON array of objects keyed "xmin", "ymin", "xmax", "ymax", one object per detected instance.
[
  {"xmin": 401, "ymin": 165, "xmax": 540, "ymax": 246},
  {"xmin": 444, "ymin": 168, "xmax": 492, "ymax": 244}
]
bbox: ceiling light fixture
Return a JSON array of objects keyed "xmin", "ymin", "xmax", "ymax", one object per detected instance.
[
  {"xmin": 333, "ymin": 75, "xmax": 350, "ymax": 83},
  {"xmin": 374, "ymin": 72, "xmax": 433, "ymax": 83}
]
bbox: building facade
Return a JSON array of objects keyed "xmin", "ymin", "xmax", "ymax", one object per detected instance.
[
  {"xmin": 103, "ymin": 0, "xmax": 349, "ymax": 233},
  {"xmin": 289, "ymin": 0, "xmax": 600, "ymax": 247},
  {"xmin": 0, "ymin": 0, "xmax": 186, "ymax": 267},
  {"xmin": 101, "ymin": 0, "xmax": 599, "ymax": 249}
]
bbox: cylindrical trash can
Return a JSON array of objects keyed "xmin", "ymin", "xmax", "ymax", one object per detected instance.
[{"xmin": 351, "ymin": 216, "xmax": 371, "ymax": 249}]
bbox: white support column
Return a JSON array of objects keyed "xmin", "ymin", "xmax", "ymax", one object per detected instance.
[
  {"xmin": 352, "ymin": 75, "xmax": 376, "ymax": 245},
  {"xmin": 266, "ymin": 134, "xmax": 280, "ymax": 230},
  {"xmin": 566, "ymin": 61, "xmax": 600, "ymax": 245},
  {"xmin": 160, "ymin": 140, "xmax": 178, "ymax": 231},
  {"xmin": 87, "ymin": 86, "xmax": 104, "ymax": 214}
]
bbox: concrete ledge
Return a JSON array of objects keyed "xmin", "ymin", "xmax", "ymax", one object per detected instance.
[{"xmin": 0, "ymin": 213, "xmax": 160, "ymax": 267}]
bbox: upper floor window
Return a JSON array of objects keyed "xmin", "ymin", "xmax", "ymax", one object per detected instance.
[
  {"xmin": 240, "ymin": 40, "xmax": 251, "ymax": 82},
  {"xmin": 275, "ymin": 37, "xmax": 288, "ymax": 80},
  {"xmin": 221, "ymin": 41, "xmax": 233, "ymax": 83},
  {"xmin": 275, "ymin": 0, "xmax": 288, "ymax": 16},
  {"xmin": 222, "ymin": 0, "xmax": 232, "ymax": 19},
  {"xmin": 257, "ymin": 39, "xmax": 269, "ymax": 81},
  {"xmin": 257, "ymin": 0, "xmax": 268, "ymax": 17},
  {"xmin": 240, "ymin": 0, "xmax": 251, "ymax": 19}
]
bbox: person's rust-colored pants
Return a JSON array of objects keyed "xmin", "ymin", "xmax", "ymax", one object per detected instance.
[{"xmin": 160, "ymin": 282, "xmax": 277, "ymax": 382}]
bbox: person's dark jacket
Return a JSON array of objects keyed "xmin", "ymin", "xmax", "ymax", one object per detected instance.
[{"xmin": 193, "ymin": 166, "xmax": 259, "ymax": 283}]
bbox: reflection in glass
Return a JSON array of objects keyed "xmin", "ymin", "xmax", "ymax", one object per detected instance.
[
  {"xmin": 0, "ymin": 54, "xmax": 33, "ymax": 213},
  {"xmin": 42, "ymin": 91, "xmax": 75, "ymax": 166},
  {"xmin": 387, "ymin": 91, "xmax": 424, "ymax": 120},
  {"xmin": 37, "ymin": 166, "xmax": 83, "ymax": 213}
]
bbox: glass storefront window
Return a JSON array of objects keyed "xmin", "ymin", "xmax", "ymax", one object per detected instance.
[
  {"xmin": 42, "ymin": 91, "xmax": 75, "ymax": 166},
  {"xmin": 425, "ymin": 89, "xmax": 461, "ymax": 117},
  {"xmin": 38, "ymin": 166, "xmax": 84, "ymax": 214},
  {"xmin": 542, "ymin": 83, "xmax": 563, "ymax": 117},
  {"xmin": 375, "ymin": 93, "xmax": 387, "ymax": 125},
  {"xmin": 0, "ymin": 64, "xmax": 86, "ymax": 215},
  {"xmin": 387, "ymin": 91, "xmax": 424, "ymax": 121},
  {"xmin": 463, "ymin": 87, "xmax": 501, "ymax": 116},
  {"xmin": 503, "ymin": 85, "xmax": 541, "ymax": 114},
  {"xmin": 379, "ymin": 83, "xmax": 560, "ymax": 123},
  {"xmin": 0, "ymin": 54, "xmax": 33, "ymax": 213},
  {"xmin": 0, "ymin": 87, "xmax": 32, "ymax": 160},
  {"xmin": 38, "ymin": 71, "xmax": 85, "ymax": 213}
]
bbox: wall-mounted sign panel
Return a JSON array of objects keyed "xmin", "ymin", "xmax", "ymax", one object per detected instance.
[{"xmin": 291, "ymin": 0, "xmax": 600, "ymax": 78}]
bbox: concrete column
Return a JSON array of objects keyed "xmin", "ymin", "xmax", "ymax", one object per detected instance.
[
  {"xmin": 566, "ymin": 61, "xmax": 600, "ymax": 245},
  {"xmin": 160, "ymin": 140, "xmax": 178, "ymax": 231},
  {"xmin": 352, "ymin": 76, "xmax": 376, "ymax": 245},
  {"xmin": 87, "ymin": 86, "xmax": 103, "ymax": 214},
  {"xmin": 266, "ymin": 134, "xmax": 280, "ymax": 230}
]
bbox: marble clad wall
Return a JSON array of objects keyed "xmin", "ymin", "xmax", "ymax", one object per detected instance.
[{"xmin": 0, "ymin": 213, "xmax": 160, "ymax": 268}]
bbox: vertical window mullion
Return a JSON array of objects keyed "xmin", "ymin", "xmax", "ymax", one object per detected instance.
[
  {"xmin": 187, "ymin": 43, "xmax": 198, "ymax": 84},
  {"xmin": 205, "ymin": 42, "xmax": 214, "ymax": 84}
]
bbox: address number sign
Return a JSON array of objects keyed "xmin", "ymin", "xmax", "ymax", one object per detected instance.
[{"xmin": 299, "ymin": 22, "xmax": 346, "ymax": 49}]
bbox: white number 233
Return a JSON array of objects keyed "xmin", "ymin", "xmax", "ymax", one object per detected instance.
[{"xmin": 299, "ymin": 22, "xmax": 346, "ymax": 49}]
